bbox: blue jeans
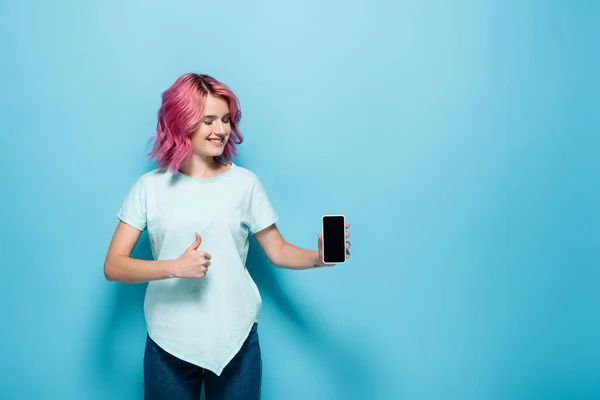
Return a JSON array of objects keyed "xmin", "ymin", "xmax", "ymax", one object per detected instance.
[{"xmin": 143, "ymin": 324, "xmax": 262, "ymax": 400}]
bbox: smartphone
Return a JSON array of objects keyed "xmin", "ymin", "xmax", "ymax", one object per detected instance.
[{"xmin": 322, "ymin": 215, "xmax": 347, "ymax": 264}]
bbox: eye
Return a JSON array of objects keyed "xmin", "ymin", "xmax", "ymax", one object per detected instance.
[
  {"xmin": 203, "ymin": 119, "xmax": 213, "ymax": 125},
  {"xmin": 222, "ymin": 116, "xmax": 231, "ymax": 123}
]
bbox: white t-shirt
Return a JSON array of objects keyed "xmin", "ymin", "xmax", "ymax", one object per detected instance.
[{"xmin": 116, "ymin": 163, "xmax": 278, "ymax": 375}]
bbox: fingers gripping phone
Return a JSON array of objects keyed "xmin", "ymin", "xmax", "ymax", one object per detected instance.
[{"xmin": 322, "ymin": 215, "xmax": 346, "ymax": 264}]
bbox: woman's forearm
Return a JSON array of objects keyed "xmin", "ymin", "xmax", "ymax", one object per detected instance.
[
  {"xmin": 104, "ymin": 255, "xmax": 177, "ymax": 283},
  {"xmin": 272, "ymin": 242, "xmax": 322, "ymax": 270}
]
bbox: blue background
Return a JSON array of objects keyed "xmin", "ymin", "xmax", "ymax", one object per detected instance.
[{"xmin": 1, "ymin": 0, "xmax": 598, "ymax": 399}]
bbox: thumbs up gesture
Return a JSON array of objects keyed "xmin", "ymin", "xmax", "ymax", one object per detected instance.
[{"xmin": 175, "ymin": 232, "xmax": 212, "ymax": 279}]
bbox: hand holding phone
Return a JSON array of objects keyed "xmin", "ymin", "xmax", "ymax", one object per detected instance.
[{"xmin": 319, "ymin": 215, "xmax": 350, "ymax": 265}]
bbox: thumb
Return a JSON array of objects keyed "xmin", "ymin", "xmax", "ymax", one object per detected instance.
[{"xmin": 187, "ymin": 232, "xmax": 202, "ymax": 251}]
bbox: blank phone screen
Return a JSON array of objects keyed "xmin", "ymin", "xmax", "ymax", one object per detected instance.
[{"xmin": 323, "ymin": 216, "xmax": 346, "ymax": 263}]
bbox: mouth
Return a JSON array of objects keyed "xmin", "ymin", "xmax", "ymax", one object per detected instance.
[{"xmin": 206, "ymin": 137, "xmax": 225, "ymax": 146}]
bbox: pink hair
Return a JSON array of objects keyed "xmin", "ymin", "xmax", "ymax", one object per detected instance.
[{"xmin": 147, "ymin": 73, "xmax": 243, "ymax": 172}]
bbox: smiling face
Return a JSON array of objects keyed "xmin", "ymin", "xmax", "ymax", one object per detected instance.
[{"xmin": 190, "ymin": 94, "xmax": 232, "ymax": 158}]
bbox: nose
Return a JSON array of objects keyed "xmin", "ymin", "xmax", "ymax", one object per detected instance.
[{"xmin": 213, "ymin": 120, "xmax": 227, "ymax": 135}]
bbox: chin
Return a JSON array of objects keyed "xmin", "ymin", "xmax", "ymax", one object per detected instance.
[
  {"xmin": 203, "ymin": 148, "xmax": 225, "ymax": 157},
  {"xmin": 197, "ymin": 140, "xmax": 228, "ymax": 157}
]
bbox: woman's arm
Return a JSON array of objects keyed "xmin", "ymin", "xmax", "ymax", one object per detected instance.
[
  {"xmin": 104, "ymin": 222, "xmax": 178, "ymax": 283},
  {"xmin": 104, "ymin": 223, "xmax": 213, "ymax": 283},
  {"xmin": 253, "ymin": 224, "xmax": 350, "ymax": 270}
]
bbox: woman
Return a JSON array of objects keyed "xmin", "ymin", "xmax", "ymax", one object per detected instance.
[{"xmin": 104, "ymin": 73, "xmax": 351, "ymax": 400}]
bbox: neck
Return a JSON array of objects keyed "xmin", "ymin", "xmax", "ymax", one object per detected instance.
[{"xmin": 179, "ymin": 155, "xmax": 228, "ymax": 179}]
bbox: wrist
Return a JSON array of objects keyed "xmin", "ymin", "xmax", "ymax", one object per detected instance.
[
  {"xmin": 165, "ymin": 259, "xmax": 180, "ymax": 279},
  {"xmin": 312, "ymin": 251, "xmax": 324, "ymax": 268}
]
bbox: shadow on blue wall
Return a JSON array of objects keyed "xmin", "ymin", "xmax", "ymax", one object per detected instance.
[
  {"xmin": 246, "ymin": 235, "xmax": 384, "ymax": 399},
  {"xmin": 91, "ymin": 231, "xmax": 150, "ymax": 399}
]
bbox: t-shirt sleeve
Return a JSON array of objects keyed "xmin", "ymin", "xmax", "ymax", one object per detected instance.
[
  {"xmin": 116, "ymin": 176, "xmax": 147, "ymax": 231},
  {"xmin": 247, "ymin": 176, "xmax": 279, "ymax": 234}
]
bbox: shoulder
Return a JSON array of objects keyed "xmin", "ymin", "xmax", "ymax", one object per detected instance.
[
  {"xmin": 231, "ymin": 165, "xmax": 271, "ymax": 193},
  {"xmin": 231, "ymin": 165, "xmax": 261, "ymax": 183},
  {"xmin": 138, "ymin": 168, "xmax": 173, "ymax": 185},
  {"xmin": 227, "ymin": 165, "xmax": 272, "ymax": 200},
  {"xmin": 125, "ymin": 168, "xmax": 173, "ymax": 193}
]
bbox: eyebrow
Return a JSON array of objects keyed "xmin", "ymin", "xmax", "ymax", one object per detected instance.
[{"xmin": 203, "ymin": 113, "xmax": 230, "ymax": 119}]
